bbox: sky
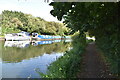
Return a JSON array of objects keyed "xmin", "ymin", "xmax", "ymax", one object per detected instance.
[{"xmin": 0, "ymin": 0, "xmax": 62, "ymax": 22}]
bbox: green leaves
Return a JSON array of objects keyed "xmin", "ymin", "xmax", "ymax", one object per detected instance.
[
  {"xmin": 1, "ymin": 10, "xmax": 71, "ymax": 35},
  {"xmin": 49, "ymin": 2, "xmax": 73, "ymax": 21},
  {"xmin": 50, "ymin": 2, "xmax": 119, "ymax": 76}
]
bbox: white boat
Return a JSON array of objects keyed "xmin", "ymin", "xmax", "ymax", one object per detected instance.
[
  {"xmin": 5, "ymin": 31, "xmax": 31, "ymax": 41},
  {"xmin": 4, "ymin": 41, "xmax": 31, "ymax": 48}
]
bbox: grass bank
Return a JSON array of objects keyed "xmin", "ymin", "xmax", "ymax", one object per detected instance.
[{"xmin": 37, "ymin": 33, "xmax": 91, "ymax": 78}]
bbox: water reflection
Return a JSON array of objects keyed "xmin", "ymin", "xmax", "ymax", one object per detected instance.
[
  {"xmin": 32, "ymin": 40, "xmax": 53, "ymax": 46},
  {"xmin": 0, "ymin": 41, "xmax": 2, "ymax": 79},
  {"xmin": 3, "ymin": 40, "xmax": 71, "ymax": 63},
  {"xmin": 2, "ymin": 53, "xmax": 63, "ymax": 78},
  {"xmin": 4, "ymin": 41, "xmax": 30, "ymax": 48},
  {"xmin": 1, "ymin": 39, "xmax": 71, "ymax": 78}
]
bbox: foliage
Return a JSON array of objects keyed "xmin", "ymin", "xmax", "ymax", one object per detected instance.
[
  {"xmin": 38, "ymin": 33, "xmax": 87, "ymax": 78},
  {"xmin": 49, "ymin": 2, "xmax": 119, "ymax": 76},
  {"xmin": 1, "ymin": 10, "xmax": 71, "ymax": 36}
]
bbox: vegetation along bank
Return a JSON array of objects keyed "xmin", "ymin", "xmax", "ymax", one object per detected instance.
[
  {"xmin": 37, "ymin": 2, "xmax": 119, "ymax": 78},
  {"xmin": 0, "ymin": 10, "xmax": 72, "ymax": 36}
]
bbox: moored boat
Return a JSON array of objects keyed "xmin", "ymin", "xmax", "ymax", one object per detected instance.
[
  {"xmin": 32, "ymin": 33, "xmax": 64, "ymax": 41},
  {"xmin": 5, "ymin": 31, "xmax": 31, "ymax": 41},
  {"xmin": 32, "ymin": 33, "xmax": 54, "ymax": 40}
]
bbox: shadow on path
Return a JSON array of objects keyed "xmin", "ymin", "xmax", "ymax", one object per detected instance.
[{"xmin": 77, "ymin": 42, "xmax": 115, "ymax": 78}]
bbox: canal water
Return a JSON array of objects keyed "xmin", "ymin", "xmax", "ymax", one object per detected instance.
[{"xmin": 0, "ymin": 39, "xmax": 71, "ymax": 78}]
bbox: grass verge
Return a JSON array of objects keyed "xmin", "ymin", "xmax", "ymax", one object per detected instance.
[{"xmin": 37, "ymin": 33, "xmax": 92, "ymax": 78}]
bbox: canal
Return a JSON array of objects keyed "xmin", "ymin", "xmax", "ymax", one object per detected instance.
[{"xmin": 0, "ymin": 39, "xmax": 71, "ymax": 78}]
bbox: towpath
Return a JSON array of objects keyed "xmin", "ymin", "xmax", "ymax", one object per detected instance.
[{"xmin": 77, "ymin": 42, "xmax": 115, "ymax": 78}]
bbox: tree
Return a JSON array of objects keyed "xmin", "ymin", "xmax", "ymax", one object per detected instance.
[
  {"xmin": 49, "ymin": 2, "xmax": 119, "ymax": 75},
  {"xmin": 1, "ymin": 10, "xmax": 71, "ymax": 35}
]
